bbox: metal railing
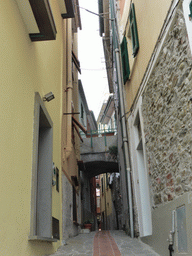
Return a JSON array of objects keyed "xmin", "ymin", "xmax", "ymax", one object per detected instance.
[{"xmin": 80, "ymin": 128, "xmax": 117, "ymax": 148}]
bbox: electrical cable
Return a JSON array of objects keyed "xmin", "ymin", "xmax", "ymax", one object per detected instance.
[{"xmin": 76, "ymin": 5, "xmax": 114, "ymax": 20}]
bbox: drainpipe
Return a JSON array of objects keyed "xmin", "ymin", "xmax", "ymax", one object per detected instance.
[
  {"xmin": 109, "ymin": 0, "xmax": 134, "ymax": 238},
  {"xmin": 168, "ymin": 231, "xmax": 174, "ymax": 256},
  {"xmin": 115, "ymin": 48, "xmax": 134, "ymax": 238},
  {"xmin": 64, "ymin": 19, "xmax": 73, "ymax": 160}
]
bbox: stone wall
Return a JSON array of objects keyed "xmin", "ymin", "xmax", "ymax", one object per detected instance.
[{"xmin": 142, "ymin": 7, "xmax": 192, "ymax": 207}]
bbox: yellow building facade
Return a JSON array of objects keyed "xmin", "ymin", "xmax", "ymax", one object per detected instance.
[
  {"xmin": 0, "ymin": 1, "xmax": 81, "ymax": 255},
  {"xmin": 100, "ymin": 174, "xmax": 113, "ymax": 230},
  {"xmin": 119, "ymin": 0, "xmax": 171, "ymax": 112}
]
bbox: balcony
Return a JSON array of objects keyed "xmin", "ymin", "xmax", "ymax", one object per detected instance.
[{"xmin": 15, "ymin": 0, "xmax": 75, "ymax": 41}]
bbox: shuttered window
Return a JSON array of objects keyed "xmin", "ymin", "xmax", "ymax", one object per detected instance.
[
  {"xmin": 120, "ymin": 36, "xmax": 130, "ymax": 84},
  {"xmin": 129, "ymin": 3, "xmax": 139, "ymax": 57},
  {"xmin": 98, "ymin": 0, "xmax": 104, "ymax": 36},
  {"xmin": 189, "ymin": 1, "xmax": 192, "ymax": 19}
]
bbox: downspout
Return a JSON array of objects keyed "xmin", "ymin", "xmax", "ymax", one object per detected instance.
[
  {"xmin": 109, "ymin": 0, "xmax": 134, "ymax": 238},
  {"xmin": 64, "ymin": 19, "xmax": 73, "ymax": 159},
  {"xmin": 115, "ymin": 48, "xmax": 134, "ymax": 238}
]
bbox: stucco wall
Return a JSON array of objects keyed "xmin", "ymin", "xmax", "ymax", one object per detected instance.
[
  {"xmin": 62, "ymin": 173, "xmax": 79, "ymax": 242},
  {"xmin": 120, "ymin": 0, "xmax": 172, "ymax": 110},
  {"xmin": 0, "ymin": 1, "xmax": 64, "ymax": 255}
]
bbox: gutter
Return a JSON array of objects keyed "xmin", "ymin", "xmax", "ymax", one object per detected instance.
[
  {"xmin": 115, "ymin": 48, "xmax": 134, "ymax": 238},
  {"xmin": 109, "ymin": 0, "xmax": 134, "ymax": 238},
  {"xmin": 64, "ymin": 19, "xmax": 73, "ymax": 160}
]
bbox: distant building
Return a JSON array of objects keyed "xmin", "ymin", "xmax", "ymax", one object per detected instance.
[
  {"xmin": 78, "ymin": 80, "xmax": 97, "ymax": 137},
  {"xmin": 100, "ymin": 172, "xmax": 122, "ymax": 230},
  {"xmin": 78, "ymin": 79, "xmax": 98, "ymax": 230},
  {"xmin": 97, "ymin": 95, "xmax": 116, "ymax": 133}
]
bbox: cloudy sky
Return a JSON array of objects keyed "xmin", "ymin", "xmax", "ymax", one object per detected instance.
[{"xmin": 78, "ymin": 0, "xmax": 110, "ymax": 120}]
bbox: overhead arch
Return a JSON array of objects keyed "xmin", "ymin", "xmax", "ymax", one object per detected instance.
[{"xmin": 82, "ymin": 160, "xmax": 119, "ymax": 178}]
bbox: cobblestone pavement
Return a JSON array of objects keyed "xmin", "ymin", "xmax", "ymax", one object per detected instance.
[{"xmin": 46, "ymin": 230, "xmax": 160, "ymax": 256}]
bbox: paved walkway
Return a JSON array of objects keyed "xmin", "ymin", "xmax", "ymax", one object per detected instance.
[
  {"xmin": 46, "ymin": 230, "xmax": 160, "ymax": 256},
  {"xmin": 93, "ymin": 231, "xmax": 121, "ymax": 256}
]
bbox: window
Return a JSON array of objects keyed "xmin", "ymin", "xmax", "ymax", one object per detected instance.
[
  {"xmin": 98, "ymin": 0, "xmax": 104, "ymax": 36},
  {"xmin": 123, "ymin": 3, "xmax": 139, "ymax": 79},
  {"xmin": 120, "ymin": 36, "xmax": 130, "ymax": 84},
  {"xmin": 73, "ymin": 186, "xmax": 77, "ymax": 222},
  {"xmin": 129, "ymin": 3, "xmax": 139, "ymax": 57},
  {"xmin": 189, "ymin": 1, "xmax": 192, "ymax": 19},
  {"xmin": 29, "ymin": 93, "xmax": 55, "ymax": 241},
  {"xmin": 101, "ymin": 177, "xmax": 104, "ymax": 194},
  {"xmin": 52, "ymin": 217, "xmax": 60, "ymax": 240},
  {"xmin": 56, "ymin": 167, "xmax": 59, "ymax": 192},
  {"xmin": 81, "ymin": 103, "xmax": 84, "ymax": 119},
  {"xmin": 97, "ymin": 197, "xmax": 100, "ymax": 208}
]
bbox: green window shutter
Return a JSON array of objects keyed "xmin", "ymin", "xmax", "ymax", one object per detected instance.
[
  {"xmin": 189, "ymin": 1, "xmax": 192, "ymax": 19},
  {"xmin": 129, "ymin": 3, "xmax": 139, "ymax": 57},
  {"xmin": 98, "ymin": 0, "xmax": 104, "ymax": 37},
  {"xmin": 81, "ymin": 103, "xmax": 84, "ymax": 119},
  {"xmin": 120, "ymin": 36, "xmax": 130, "ymax": 84}
]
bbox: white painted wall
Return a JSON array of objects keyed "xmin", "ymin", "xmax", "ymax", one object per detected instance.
[
  {"xmin": 183, "ymin": 0, "xmax": 192, "ymax": 55},
  {"xmin": 128, "ymin": 97, "xmax": 152, "ymax": 237}
]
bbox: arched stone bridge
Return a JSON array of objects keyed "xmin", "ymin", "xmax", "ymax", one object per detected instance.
[{"xmin": 79, "ymin": 133, "xmax": 119, "ymax": 178}]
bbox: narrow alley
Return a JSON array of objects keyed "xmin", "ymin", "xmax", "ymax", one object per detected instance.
[
  {"xmin": 2, "ymin": 0, "xmax": 192, "ymax": 256},
  {"xmin": 46, "ymin": 230, "xmax": 159, "ymax": 256}
]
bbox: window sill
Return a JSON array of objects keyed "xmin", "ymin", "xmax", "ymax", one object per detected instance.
[{"xmin": 28, "ymin": 235, "xmax": 58, "ymax": 242}]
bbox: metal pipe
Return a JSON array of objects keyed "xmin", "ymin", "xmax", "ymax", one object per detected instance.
[
  {"xmin": 64, "ymin": 19, "xmax": 73, "ymax": 159},
  {"xmin": 91, "ymin": 130, "xmax": 93, "ymax": 148},
  {"xmin": 108, "ymin": 0, "xmax": 134, "ymax": 238},
  {"xmin": 115, "ymin": 48, "xmax": 134, "ymax": 238},
  {"xmin": 168, "ymin": 231, "xmax": 174, "ymax": 256}
]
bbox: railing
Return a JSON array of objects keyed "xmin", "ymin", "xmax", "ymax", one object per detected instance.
[{"xmin": 80, "ymin": 128, "xmax": 117, "ymax": 148}]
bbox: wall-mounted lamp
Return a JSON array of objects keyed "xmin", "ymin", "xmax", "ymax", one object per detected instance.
[{"xmin": 43, "ymin": 92, "xmax": 55, "ymax": 102}]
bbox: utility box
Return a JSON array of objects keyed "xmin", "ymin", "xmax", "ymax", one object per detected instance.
[{"xmin": 176, "ymin": 205, "xmax": 188, "ymax": 253}]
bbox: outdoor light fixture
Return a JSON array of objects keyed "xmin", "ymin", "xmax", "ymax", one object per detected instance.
[{"xmin": 43, "ymin": 92, "xmax": 55, "ymax": 102}]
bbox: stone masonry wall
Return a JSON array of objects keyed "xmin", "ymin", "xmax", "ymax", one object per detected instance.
[{"xmin": 142, "ymin": 7, "xmax": 192, "ymax": 207}]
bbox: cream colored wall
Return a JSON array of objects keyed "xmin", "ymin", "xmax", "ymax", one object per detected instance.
[
  {"xmin": 0, "ymin": 1, "xmax": 65, "ymax": 255},
  {"xmin": 119, "ymin": 0, "xmax": 125, "ymax": 17},
  {"xmin": 100, "ymin": 174, "xmax": 113, "ymax": 218},
  {"xmin": 62, "ymin": 23, "xmax": 80, "ymax": 185},
  {"xmin": 72, "ymin": 32, "xmax": 81, "ymax": 161},
  {"xmin": 119, "ymin": 0, "xmax": 172, "ymax": 111}
]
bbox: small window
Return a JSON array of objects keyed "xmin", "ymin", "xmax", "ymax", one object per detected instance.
[
  {"xmin": 98, "ymin": 0, "xmax": 104, "ymax": 36},
  {"xmin": 129, "ymin": 3, "xmax": 139, "ymax": 57},
  {"xmin": 120, "ymin": 36, "xmax": 130, "ymax": 84},
  {"xmin": 52, "ymin": 217, "xmax": 60, "ymax": 240},
  {"xmin": 56, "ymin": 167, "xmax": 59, "ymax": 192},
  {"xmin": 81, "ymin": 103, "xmax": 84, "ymax": 119},
  {"xmin": 101, "ymin": 177, "xmax": 104, "ymax": 194},
  {"xmin": 189, "ymin": 1, "xmax": 192, "ymax": 19},
  {"xmin": 73, "ymin": 186, "xmax": 77, "ymax": 222}
]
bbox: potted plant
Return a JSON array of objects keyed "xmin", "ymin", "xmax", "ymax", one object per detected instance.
[{"xmin": 84, "ymin": 219, "xmax": 92, "ymax": 231}]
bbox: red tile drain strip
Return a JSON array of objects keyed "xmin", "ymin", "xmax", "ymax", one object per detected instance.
[{"xmin": 93, "ymin": 231, "xmax": 121, "ymax": 256}]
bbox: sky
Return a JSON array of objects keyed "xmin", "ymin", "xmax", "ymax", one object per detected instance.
[{"xmin": 78, "ymin": 0, "xmax": 110, "ymax": 120}]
